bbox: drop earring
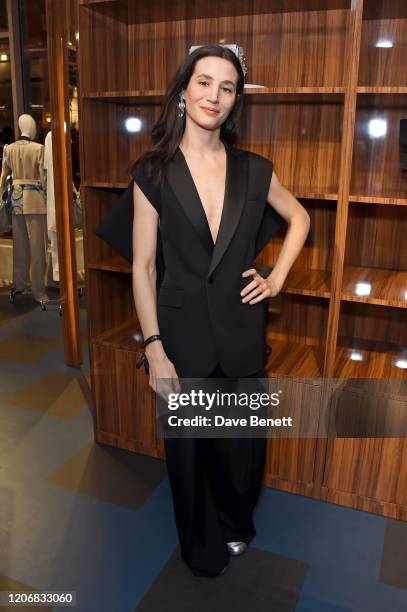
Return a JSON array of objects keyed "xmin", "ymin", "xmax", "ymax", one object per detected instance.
[{"xmin": 178, "ymin": 94, "xmax": 185, "ymax": 119}]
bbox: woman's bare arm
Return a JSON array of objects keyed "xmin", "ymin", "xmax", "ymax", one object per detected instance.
[
  {"xmin": 264, "ymin": 171, "xmax": 310, "ymax": 290},
  {"xmin": 241, "ymin": 171, "xmax": 310, "ymax": 303},
  {"xmin": 132, "ymin": 181, "xmax": 162, "ymax": 343},
  {"xmin": 132, "ymin": 182, "xmax": 179, "ymax": 392}
]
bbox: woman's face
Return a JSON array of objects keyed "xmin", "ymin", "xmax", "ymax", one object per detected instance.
[{"xmin": 181, "ymin": 55, "xmax": 239, "ymax": 131}]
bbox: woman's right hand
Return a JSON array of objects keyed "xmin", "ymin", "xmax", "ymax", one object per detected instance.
[{"xmin": 145, "ymin": 341, "xmax": 181, "ymax": 399}]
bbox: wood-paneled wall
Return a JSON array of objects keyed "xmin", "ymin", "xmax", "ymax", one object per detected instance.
[{"xmin": 77, "ymin": 0, "xmax": 407, "ymax": 520}]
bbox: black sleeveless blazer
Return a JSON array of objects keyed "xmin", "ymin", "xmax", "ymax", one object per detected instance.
[{"xmin": 96, "ymin": 142, "xmax": 285, "ymax": 377}]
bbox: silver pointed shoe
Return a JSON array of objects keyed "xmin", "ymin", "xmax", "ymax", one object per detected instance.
[{"xmin": 227, "ymin": 541, "xmax": 247, "ymax": 556}]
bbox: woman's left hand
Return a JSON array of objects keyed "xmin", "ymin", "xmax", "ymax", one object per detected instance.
[{"xmin": 240, "ymin": 269, "xmax": 283, "ymax": 304}]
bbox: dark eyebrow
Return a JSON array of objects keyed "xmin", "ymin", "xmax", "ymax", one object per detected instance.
[{"xmin": 196, "ymin": 73, "xmax": 236, "ymax": 87}]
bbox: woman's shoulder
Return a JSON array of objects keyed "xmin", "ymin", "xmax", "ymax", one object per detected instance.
[
  {"xmin": 227, "ymin": 143, "xmax": 273, "ymax": 168},
  {"xmin": 130, "ymin": 157, "xmax": 162, "ymax": 213},
  {"xmin": 130, "ymin": 157, "xmax": 151, "ymax": 184},
  {"xmin": 227, "ymin": 146, "xmax": 274, "ymax": 195}
]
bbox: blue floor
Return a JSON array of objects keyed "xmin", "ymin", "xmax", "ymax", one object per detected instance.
[{"xmin": 0, "ymin": 288, "xmax": 406, "ymax": 611}]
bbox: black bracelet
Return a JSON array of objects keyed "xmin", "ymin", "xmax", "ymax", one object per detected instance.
[
  {"xmin": 144, "ymin": 334, "xmax": 162, "ymax": 347},
  {"xmin": 136, "ymin": 335, "xmax": 162, "ymax": 376},
  {"xmin": 136, "ymin": 352, "xmax": 150, "ymax": 374}
]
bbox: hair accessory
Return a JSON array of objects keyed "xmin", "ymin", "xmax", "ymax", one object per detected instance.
[{"xmin": 189, "ymin": 44, "xmax": 247, "ymax": 77}]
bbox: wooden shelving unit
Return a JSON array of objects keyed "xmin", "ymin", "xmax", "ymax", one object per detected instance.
[
  {"xmin": 77, "ymin": 0, "xmax": 407, "ymax": 520},
  {"xmin": 341, "ymin": 265, "xmax": 407, "ymax": 308}
]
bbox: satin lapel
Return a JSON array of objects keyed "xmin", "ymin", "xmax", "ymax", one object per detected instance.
[
  {"xmin": 166, "ymin": 148, "xmax": 214, "ymax": 256},
  {"xmin": 207, "ymin": 144, "xmax": 248, "ymax": 278},
  {"xmin": 165, "ymin": 143, "xmax": 248, "ymax": 277}
]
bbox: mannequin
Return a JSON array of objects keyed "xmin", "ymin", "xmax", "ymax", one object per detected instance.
[
  {"xmin": 44, "ymin": 130, "xmax": 59, "ymax": 282},
  {"xmin": 0, "ymin": 114, "xmax": 48, "ymax": 303}
]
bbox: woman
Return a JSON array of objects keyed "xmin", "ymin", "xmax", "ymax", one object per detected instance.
[{"xmin": 131, "ymin": 45, "xmax": 310, "ymax": 578}]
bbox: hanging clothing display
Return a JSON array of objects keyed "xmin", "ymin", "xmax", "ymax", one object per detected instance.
[{"xmin": 44, "ymin": 130, "xmax": 59, "ymax": 281}]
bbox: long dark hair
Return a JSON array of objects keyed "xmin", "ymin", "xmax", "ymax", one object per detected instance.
[{"xmin": 129, "ymin": 44, "xmax": 245, "ymax": 186}]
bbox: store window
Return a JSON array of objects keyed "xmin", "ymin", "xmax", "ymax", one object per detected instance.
[
  {"xmin": 19, "ymin": 0, "xmax": 49, "ymax": 142},
  {"xmin": 0, "ymin": 0, "xmax": 7, "ymax": 31},
  {"xmin": 18, "ymin": 0, "xmax": 79, "ymax": 184},
  {"xmin": 0, "ymin": 1, "xmax": 13, "ymax": 156}
]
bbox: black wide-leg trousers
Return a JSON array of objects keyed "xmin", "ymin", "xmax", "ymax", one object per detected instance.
[{"xmin": 163, "ymin": 363, "xmax": 267, "ymax": 577}]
